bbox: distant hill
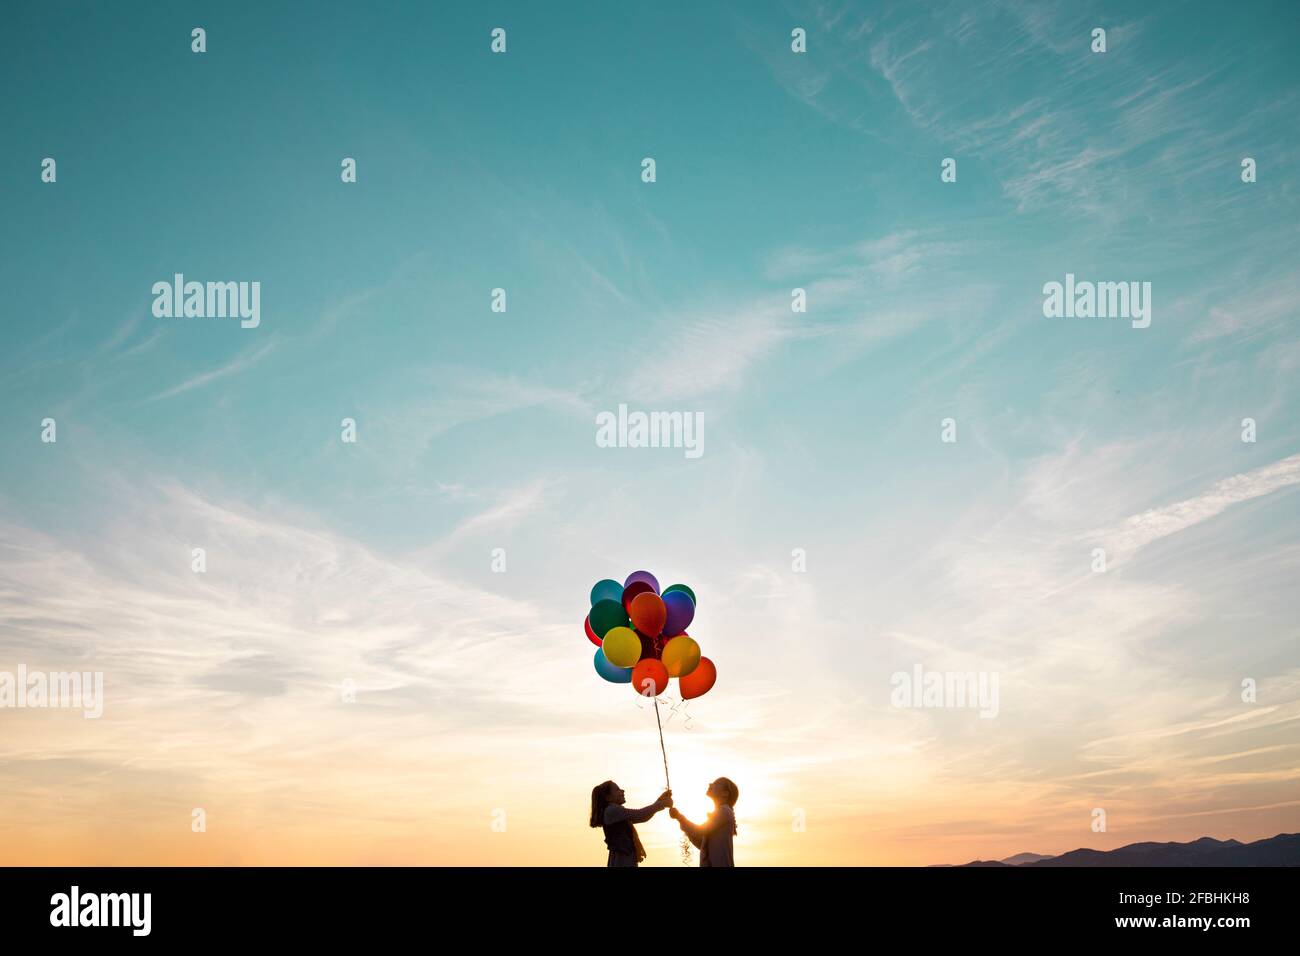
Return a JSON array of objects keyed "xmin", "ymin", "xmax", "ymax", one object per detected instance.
[
  {"xmin": 1001, "ymin": 852, "xmax": 1054, "ymax": 865},
  {"xmin": 957, "ymin": 833, "xmax": 1299, "ymax": 867}
]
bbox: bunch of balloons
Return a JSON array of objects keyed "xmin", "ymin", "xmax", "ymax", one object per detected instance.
[{"xmin": 586, "ymin": 570, "xmax": 717, "ymax": 700}]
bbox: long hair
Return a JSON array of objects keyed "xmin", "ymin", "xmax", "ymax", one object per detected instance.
[
  {"xmin": 714, "ymin": 777, "xmax": 739, "ymax": 835},
  {"xmin": 589, "ymin": 780, "xmax": 615, "ymax": 828}
]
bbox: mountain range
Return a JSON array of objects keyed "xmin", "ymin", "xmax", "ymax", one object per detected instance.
[{"xmin": 954, "ymin": 833, "xmax": 1300, "ymax": 867}]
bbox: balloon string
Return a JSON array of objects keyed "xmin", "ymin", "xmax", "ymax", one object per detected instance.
[
  {"xmin": 653, "ymin": 697, "xmax": 693, "ymax": 865},
  {"xmin": 653, "ymin": 696, "xmax": 670, "ymax": 789}
]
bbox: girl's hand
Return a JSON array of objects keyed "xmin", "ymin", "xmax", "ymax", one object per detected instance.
[{"xmin": 669, "ymin": 807, "xmax": 680, "ymax": 820}]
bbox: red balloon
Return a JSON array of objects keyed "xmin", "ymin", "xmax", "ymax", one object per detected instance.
[
  {"xmin": 621, "ymin": 580, "xmax": 654, "ymax": 614},
  {"xmin": 679, "ymin": 656, "xmax": 716, "ymax": 700},
  {"xmin": 631, "ymin": 658, "xmax": 669, "ymax": 697},
  {"xmin": 628, "ymin": 591, "xmax": 667, "ymax": 638},
  {"xmin": 584, "ymin": 615, "xmax": 602, "ymax": 648}
]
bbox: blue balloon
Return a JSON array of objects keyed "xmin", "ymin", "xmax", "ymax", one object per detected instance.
[
  {"xmin": 594, "ymin": 647, "xmax": 632, "ymax": 683},
  {"xmin": 662, "ymin": 589, "xmax": 695, "ymax": 635},
  {"xmin": 590, "ymin": 578, "xmax": 624, "ymax": 607}
]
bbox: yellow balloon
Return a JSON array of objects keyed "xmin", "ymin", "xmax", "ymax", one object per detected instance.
[
  {"xmin": 602, "ymin": 626, "xmax": 642, "ymax": 668},
  {"xmin": 661, "ymin": 634, "xmax": 701, "ymax": 677}
]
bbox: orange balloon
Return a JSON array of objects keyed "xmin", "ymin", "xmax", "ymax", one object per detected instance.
[
  {"xmin": 631, "ymin": 658, "xmax": 669, "ymax": 697},
  {"xmin": 679, "ymin": 656, "xmax": 716, "ymax": 700},
  {"xmin": 628, "ymin": 591, "xmax": 667, "ymax": 638}
]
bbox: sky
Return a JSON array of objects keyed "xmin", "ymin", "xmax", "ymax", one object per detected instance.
[{"xmin": 1, "ymin": 0, "xmax": 1298, "ymax": 866}]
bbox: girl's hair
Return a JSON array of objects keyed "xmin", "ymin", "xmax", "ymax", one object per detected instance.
[
  {"xmin": 714, "ymin": 777, "xmax": 739, "ymax": 807},
  {"xmin": 589, "ymin": 780, "xmax": 616, "ymax": 828}
]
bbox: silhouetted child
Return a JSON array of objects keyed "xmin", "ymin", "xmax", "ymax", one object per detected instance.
[
  {"xmin": 589, "ymin": 781, "xmax": 672, "ymax": 867},
  {"xmin": 670, "ymin": 777, "xmax": 738, "ymax": 867}
]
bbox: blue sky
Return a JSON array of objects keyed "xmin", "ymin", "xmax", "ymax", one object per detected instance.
[{"xmin": 1, "ymin": 0, "xmax": 1298, "ymax": 864}]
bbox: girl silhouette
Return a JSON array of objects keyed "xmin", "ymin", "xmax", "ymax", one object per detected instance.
[
  {"xmin": 589, "ymin": 781, "xmax": 672, "ymax": 867},
  {"xmin": 670, "ymin": 777, "xmax": 738, "ymax": 867}
]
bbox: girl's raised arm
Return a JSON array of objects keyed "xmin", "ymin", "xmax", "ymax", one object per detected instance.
[
  {"xmin": 608, "ymin": 791, "xmax": 671, "ymax": 825},
  {"xmin": 672, "ymin": 809, "xmax": 710, "ymax": 848}
]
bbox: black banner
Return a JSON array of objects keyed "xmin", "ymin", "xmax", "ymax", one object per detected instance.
[{"xmin": 0, "ymin": 866, "xmax": 1289, "ymax": 941}]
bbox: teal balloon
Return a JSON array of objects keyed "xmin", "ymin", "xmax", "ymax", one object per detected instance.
[
  {"xmin": 663, "ymin": 583, "xmax": 696, "ymax": 606},
  {"xmin": 589, "ymin": 599, "xmax": 630, "ymax": 638},
  {"xmin": 590, "ymin": 578, "xmax": 624, "ymax": 607},
  {"xmin": 594, "ymin": 648, "xmax": 632, "ymax": 683}
]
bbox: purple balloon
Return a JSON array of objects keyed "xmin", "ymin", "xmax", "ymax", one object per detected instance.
[
  {"xmin": 662, "ymin": 589, "xmax": 695, "ymax": 635},
  {"xmin": 624, "ymin": 570, "xmax": 660, "ymax": 593}
]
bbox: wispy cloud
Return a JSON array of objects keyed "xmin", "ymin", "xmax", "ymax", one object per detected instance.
[
  {"xmin": 753, "ymin": 1, "xmax": 1274, "ymax": 223},
  {"xmin": 430, "ymin": 477, "xmax": 555, "ymax": 553},
  {"xmin": 624, "ymin": 298, "xmax": 813, "ymax": 404},
  {"xmin": 144, "ymin": 339, "xmax": 278, "ymax": 403},
  {"xmin": 1088, "ymin": 452, "xmax": 1300, "ymax": 564},
  {"xmin": 0, "ymin": 474, "xmax": 599, "ymax": 859}
]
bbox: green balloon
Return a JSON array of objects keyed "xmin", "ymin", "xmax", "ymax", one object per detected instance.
[
  {"xmin": 663, "ymin": 584, "xmax": 696, "ymax": 606},
  {"xmin": 589, "ymin": 598, "xmax": 630, "ymax": 638}
]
